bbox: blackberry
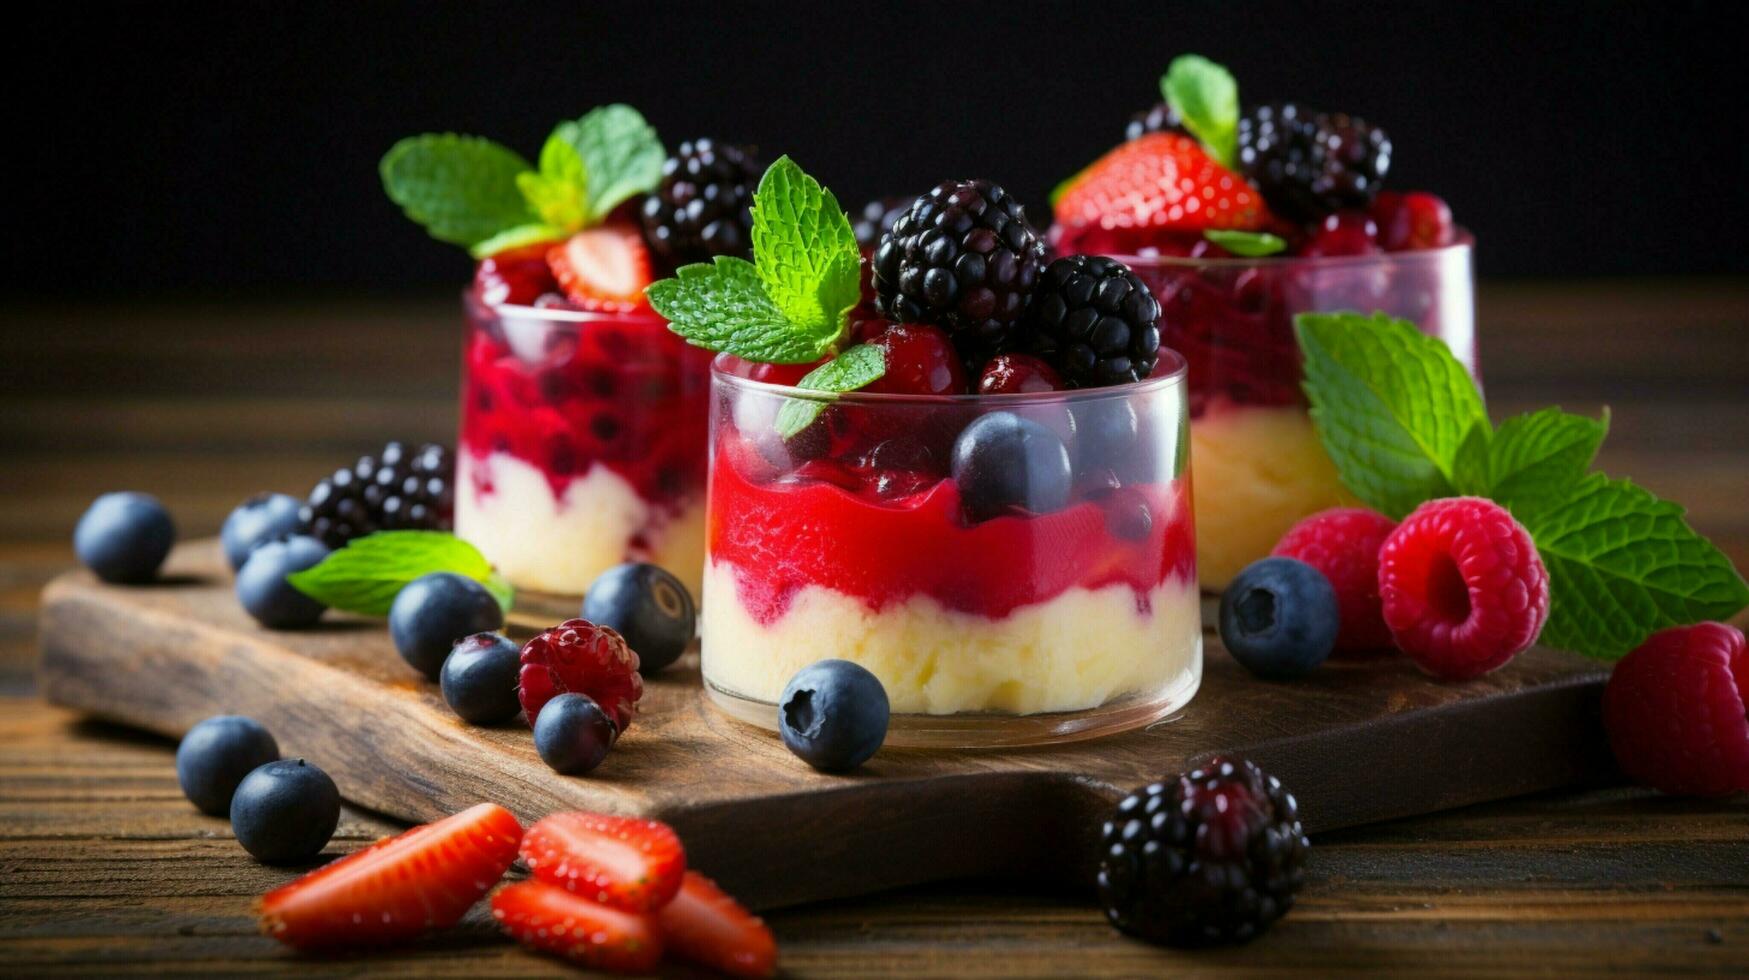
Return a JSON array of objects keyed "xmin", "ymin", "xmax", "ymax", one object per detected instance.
[
  {"xmin": 1237, "ymin": 103, "xmax": 1392, "ymax": 223},
  {"xmin": 1025, "ymin": 255, "xmax": 1161, "ymax": 387},
  {"xmin": 852, "ymin": 196, "xmax": 913, "ymax": 252},
  {"xmin": 300, "ymin": 441, "xmax": 453, "ymax": 548},
  {"xmin": 1097, "ymin": 757, "xmax": 1308, "ymax": 947},
  {"xmin": 872, "ymin": 178, "xmax": 1046, "ymax": 357},
  {"xmin": 638, "ymin": 139, "xmax": 760, "ymax": 267},
  {"xmin": 1125, "ymin": 102, "xmax": 1188, "ymax": 141}
]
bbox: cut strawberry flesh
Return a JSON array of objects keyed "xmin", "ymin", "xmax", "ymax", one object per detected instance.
[
  {"xmin": 659, "ymin": 870, "xmax": 778, "ymax": 979},
  {"xmin": 491, "ymin": 879, "xmax": 663, "ymax": 975},
  {"xmin": 519, "ymin": 811, "xmax": 686, "ymax": 913},
  {"xmin": 547, "ymin": 223, "xmax": 653, "ymax": 312}
]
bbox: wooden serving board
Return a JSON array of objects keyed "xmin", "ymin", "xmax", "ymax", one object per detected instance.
[{"xmin": 38, "ymin": 541, "xmax": 1616, "ymax": 911}]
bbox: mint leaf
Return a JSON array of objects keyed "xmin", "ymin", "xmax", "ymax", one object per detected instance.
[
  {"xmin": 1296, "ymin": 312, "xmax": 1488, "ymax": 519},
  {"xmin": 1524, "ymin": 474, "xmax": 1749, "ymax": 659},
  {"xmin": 751, "ymin": 156, "xmax": 862, "ymax": 341},
  {"xmin": 566, "ymin": 104, "xmax": 663, "ymax": 223},
  {"xmin": 1162, "ymin": 54, "xmax": 1239, "ymax": 169},
  {"xmin": 515, "ymin": 124, "xmax": 589, "ymax": 230},
  {"xmin": 646, "ymin": 257, "xmax": 834, "ymax": 363},
  {"xmin": 380, "ymin": 134, "xmax": 535, "ymax": 246},
  {"xmin": 773, "ymin": 344, "xmax": 887, "ymax": 439},
  {"xmin": 1204, "ymin": 229, "xmax": 1286, "ymax": 257},
  {"xmin": 1479, "ymin": 408, "xmax": 1609, "ymax": 518},
  {"xmin": 468, "ymin": 223, "xmax": 564, "ymax": 260},
  {"xmin": 287, "ymin": 531, "xmax": 513, "ymax": 616}
]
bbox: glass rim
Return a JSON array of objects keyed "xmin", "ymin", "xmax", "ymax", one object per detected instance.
[
  {"xmin": 1101, "ymin": 235, "xmax": 1472, "ymax": 271},
  {"xmin": 463, "ymin": 290, "xmax": 670, "ymax": 326},
  {"xmin": 711, "ymin": 348, "xmax": 1189, "ymax": 406}
]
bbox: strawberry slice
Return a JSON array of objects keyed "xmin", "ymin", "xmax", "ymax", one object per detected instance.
[
  {"xmin": 520, "ymin": 811, "xmax": 686, "ymax": 913},
  {"xmin": 491, "ymin": 879, "xmax": 662, "ymax": 974},
  {"xmin": 547, "ymin": 223, "xmax": 653, "ymax": 313},
  {"xmin": 257, "ymin": 802, "xmax": 523, "ymax": 949},
  {"xmin": 1054, "ymin": 132, "xmax": 1271, "ymax": 233},
  {"xmin": 659, "ymin": 870, "xmax": 778, "ymax": 979}
]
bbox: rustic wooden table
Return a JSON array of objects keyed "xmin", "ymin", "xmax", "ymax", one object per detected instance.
[{"xmin": 3, "ymin": 281, "xmax": 1746, "ymax": 976}]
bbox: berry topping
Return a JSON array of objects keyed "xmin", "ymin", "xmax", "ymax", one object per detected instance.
[
  {"xmin": 517, "ymin": 619, "xmax": 644, "ymax": 732},
  {"xmin": 1025, "ymin": 255, "xmax": 1163, "ymax": 387},
  {"xmin": 639, "ymin": 139, "xmax": 760, "ymax": 267},
  {"xmin": 864, "ymin": 322, "xmax": 968, "ymax": 396},
  {"xmin": 950, "ymin": 412, "xmax": 1074, "ymax": 523},
  {"xmin": 1053, "ymin": 133, "xmax": 1271, "ymax": 235},
  {"xmin": 300, "ymin": 441, "xmax": 454, "ymax": 549},
  {"xmin": 1125, "ymin": 101, "xmax": 1189, "ymax": 142},
  {"xmin": 977, "ymin": 353, "xmax": 1063, "ymax": 394},
  {"xmin": 1378, "ymin": 497, "xmax": 1550, "ymax": 680},
  {"xmin": 1237, "ymin": 103, "xmax": 1392, "ymax": 223},
  {"xmin": 74, "ymin": 491, "xmax": 175, "ymax": 584},
  {"xmin": 547, "ymin": 223, "xmax": 654, "ymax": 313},
  {"xmin": 220, "ymin": 493, "xmax": 304, "ymax": 572},
  {"xmin": 1218, "ymin": 557, "xmax": 1339, "ymax": 678},
  {"xmin": 1098, "ymin": 757, "xmax": 1309, "ymax": 947},
  {"xmin": 440, "ymin": 632, "xmax": 524, "ymax": 725},
  {"xmin": 230, "ymin": 759, "xmax": 340, "ymax": 864},
  {"xmin": 519, "ymin": 811, "xmax": 687, "ymax": 913},
  {"xmin": 581, "ymin": 562, "xmax": 698, "ymax": 674},
  {"xmin": 873, "ymin": 178, "xmax": 1047, "ymax": 357},
  {"xmin": 533, "ymin": 692, "xmax": 618, "ymax": 775},
  {"xmin": 852, "ymin": 196, "xmax": 913, "ymax": 252},
  {"xmin": 235, "ymin": 534, "xmax": 330, "ymax": 629},
  {"xmin": 387, "ymin": 572, "xmax": 506, "ymax": 681},
  {"xmin": 1300, "ymin": 210, "xmax": 1381, "ymax": 258},
  {"xmin": 1602, "ymin": 622, "xmax": 1749, "ymax": 798},
  {"xmin": 778, "ymin": 659, "xmax": 890, "ymax": 772},
  {"xmin": 1272, "ymin": 507, "xmax": 1399, "ymax": 654},
  {"xmin": 1371, "ymin": 191, "xmax": 1455, "ymax": 251},
  {"xmin": 175, "ymin": 715, "xmax": 280, "ymax": 817},
  {"xmin": 491, "ymin": 879, "xmax": 663, "ymax": 975},
  {"xmin": 659, "ymin": 871, "xmax": 779, "ymax": 978},
  {"xmin": 472, "ymin": 241, "xmax": 562, "ymax": 306},
  {"xmin": 260, "ymin": 803, "xmax": 524, "ymax": 949}
]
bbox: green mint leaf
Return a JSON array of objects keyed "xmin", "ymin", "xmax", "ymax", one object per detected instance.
[
  {"xmin": 646, "ymin": 257, "xmax": 834, "ymax": 363},
  {"xmin": 468, "ymin": 223, "xmax": 564, "ymax": 260},
  {"xmin": 1480, "ymin": 408, "xmax": 1610, "ymax": 518},
  {"xmin": 566, "ymin": 104, "xmax": 664, "ymax": 223},
  {"xmin": 1204, "ymin": 229, "xmax": 1286, "ymax": 257},
  {"xmin": 750, "ymin": 156, "xmax": 862, "ymax": 343},
  {"xmin": 1162, "ymin": 54, "xmax": 1239, "ymax": 168},
  {"xmin": 514, "ymin": 124, "xmax": 589, "ymax": 230},
  {"xmin": 773, "ymin": 344, "xmax": 887, "ymax": 439},
  {"xmin": 1450, "ymin": 420, "xmax": 1493, "ymax": 496},
  {"xmin": 1296, "ymin": 311, "xmax": 1488, "ymax": 519},
  {"xmin": 287, "ymin": 531, "xmax": 513, "ymax": 616},
  {"xmin": 1524, "ymin": 473, "xmax": 1749, "ymax": 659},
  {"xmin": 380, "ymin": 134, "xmax": 535, "ymax": 247}
]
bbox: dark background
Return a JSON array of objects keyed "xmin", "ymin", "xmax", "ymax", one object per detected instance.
[{"xmin": 9, "ymin": 1, "xmax": 1747, "ymax": 299}]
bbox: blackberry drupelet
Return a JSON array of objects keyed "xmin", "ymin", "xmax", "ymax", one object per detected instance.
[
  {"xmin": 300, "ymin": 441, "xmax": 454, "ymax": 548},
  {"xmin": 1125, "ymin": 102, "xmax": 1188, "ymax": 141},
  {"xmin": 1025, "ymin": 255, "xmax": 1161, "ymax": 387},
  {"xmin": 1237, "ymin": 103, "xmax": 1391, "ymax": 223},
  {"xmin": 872, "ymin": 178, "xmax": 1047, "ymax": 358},
  {"xmin": 638, "ymin": 139, "xmax": 760, "ymax": 267},
  {"xmin": 1098, "ymin": 757, "xmax": 1309, "ymax": 947},
  {"xmin": 852, "ymin": 196, "xmax": 914, "ymax": 252}
]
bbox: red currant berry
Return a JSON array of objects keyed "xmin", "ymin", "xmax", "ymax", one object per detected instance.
[{"xmin": 978, "ymin": 353, "xmax": 1064, "ymax": 394}]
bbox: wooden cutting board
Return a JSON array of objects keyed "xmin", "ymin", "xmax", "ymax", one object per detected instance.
[{"xmin": 37, "ymin": 541, "xmax": 1616, "ymax": 911}]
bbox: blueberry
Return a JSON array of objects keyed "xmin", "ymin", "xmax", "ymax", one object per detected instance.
[
  {"xmin": 1219, "ymin": 557, "xmax": 1340, "ymax": 679},
  {"xmin": 581, "ymin": 563, "xmax": 696, "ymax": 674},
  {"xmin": 388, "ymin": 572, "xmax": 505, "ymax": 680},
  {"xmin": 440, "ymin": 632, "xmax": 523, "ymax": 724},
  {"xmin": 230, "ymin": 758, "xmax": 340, "ymax": 863},
  {"xmin": 236, "ymin": 535, "xmax": 330, "ymax": 629},
  {"xmin": 778, "ymin": 660, "xmax": 890, "ymax": 772},
  {"xmin": 220, "ymin": 493, "xmax": 304, "ymax": 571},
  {"xmin": 175, "ymin": 715, "xmax": 280, "ymax": 816},
  {"xmin": 1070, "ymin": 398, "xmax": 1140, "ymax": 474},
  {"xmin": 950, "ymin": 412, "xmax": 1073, "ymax": 523},
  {"xmin": 73, "ymin": 492, "xmax": 175, "ymax": 583},
  {"xmin": 532, "ymin": 692, "xmax": 617, "ymax": 775}
]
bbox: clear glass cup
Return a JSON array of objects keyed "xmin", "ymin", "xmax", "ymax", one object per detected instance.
[
  {"xmin": 457, "ymin": 295, "xmax": 714, "ymax": 617},
  {"xmin": 1120, "ymin": 242, "xmax": 1475, "ymax": 589},
  {"xmin": 701, "ymin": 351, "xmax": 1202, "ymax": 748}
]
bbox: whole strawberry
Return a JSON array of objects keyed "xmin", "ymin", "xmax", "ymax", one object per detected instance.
[
  {"xmin": 1054, "ymin": 133, "xmax": 1272, "ymax": 235},
  {"xmin": 1602, "ymin": 622, "xmax": 1749, "ymax": 797},
  {"xmin": 518, "ymin": 619, "xmax": 644, "ymax": 732}
]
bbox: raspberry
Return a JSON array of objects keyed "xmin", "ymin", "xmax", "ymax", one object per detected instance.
[
  {"xmin": 1601, "ymin": 622, "xmax": 1749, "ymax": 797},
  {"xmin": 517, "ymin": 619, "xmax": 644, "ymax": 733},
  {"xmin": 1377, "ymin": 497, "xmax": 1549, "ymax": 680},
  {"xmin": 1272, "ymin": 507, "xmax": 1399, "ymax": 655}
]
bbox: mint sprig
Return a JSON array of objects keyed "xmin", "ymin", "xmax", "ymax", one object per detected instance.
[
  {"xmin": 568, "ymin": 104, "xmax": 665, "ymax": 223},
  {"xmin": 1204, "ymin": 229, "xmax": 1287, "ymax": 257},
  {"xmin": 1297, "ymin": 311, "xmax": 1748, "ymax": 659},
  {"xmin": 773, "ymin": 344, "xmax": 888, "ymax": 439},
  {"xmin": 1162, "ymin": 54, "xmax": 1239, "ymax": 169},
  {"xmin": 380, "ymin": 134, "xmax": 535, "ymax": 247},
  {"xmin": 287, "ymin": 531, "xmax": 513, "ymax": 616},
  {"xmin": 645, "ymin": 257, "xmax": 826, "ymax": 363}
]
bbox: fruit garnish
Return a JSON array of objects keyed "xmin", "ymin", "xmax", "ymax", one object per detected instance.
[
  {"xmin": 533, "ymin": 692, "xmax": 618, "ymax": 775},
  {"xmin": 1296, "ymin": 311, "xmax": 1748, "ymax": 658},
  {"xmin": 778, "ymin": 659, "xmax": 890, "ymax": 772},
  {"xmin": 300, "ymin": 441, "xmax": 454, "ymax": 549},
  {"xmin": 519, "ymin": 811, "xmax": 686, "ymax": 913},
  {"xmin": 580, "ymin": 562, "xmax": 698, "ymax": 674},
  {"xmin": 1218, "ymin": 557, "xmax": 1339, "ymax": 679},
  {"xmin": 659, "ymin": 871, "xmax": 779, "ymax": 978},
  {"xmin": 287, "ymin": 530, "xmax": 512, "ymax": 618},
  {"xmin": 1272, "ymin": 507, "xmax": 1399, "ymax": 654},
  {"xmin": 491, "ymin": 879, "xmax": 663, "ymax": 974},
  {"xmin": 863, "ymin": 323, "xmax": 966, "ymax": 396},
  {"xmin": 1602, "ymin": 622, "xmax": 1749, "ymax": 797},
  {"xmin": 547, "ymin": 223, "xmax": 653, "ymax": 312},
  {"xmin": 1237, "ymin": 103, "xmax": 1392, "ymax": 224},
  {"xmin": 1300, "ymin": 210, "xmax": 1381, "ymax": 258},
  {"xmin": 1024, "ymin": 254, "xmax": 1162, "ymax": 387},
  {"xmin": 472, "ymin": 241, "xmax": 562, "ymax": 305},
  {"xmin": 232, "ymin": 758, "xmax": 340, "ymax": 864},
  {"xmin": 640, "ymin": 138, "xmax": 761, "ymax": 266},
  {"xmin": 978, "ymin": 353, "xmax": 1063, "ymax": 394},
  {"xmin": 1372, "ymin": 190, "xmax": 1455, "ymax": 250},
  {"xmin": 388, "ymin": 571, "xmax": 505, "ymax": 680},
  {"xmin": 517, "ymin": 619, "xmax": 644, "ymax": 732},
  {"xmin": 258, "ymin": 802, "xmax": 523, "ymax": 949},
  {"xmin": 74, "ymin": 491, "xmax": 175, "ymax": 584},
  {"xmin": 1053, "ymin": 133, "xmax": 1271, "ymax": 234}
]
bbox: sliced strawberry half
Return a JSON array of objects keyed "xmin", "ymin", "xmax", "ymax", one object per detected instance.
[
  {"xmin": 547, "ymin": 223, "xmax": 653, "ymax": 313},
  {"xmin": 491, "ymin": 879, "xmax": 662, "ymax": 974},
  {"xmin": 257, "ymin": 802, "xmax": 523, "ymax": 949},
  {"xmin": 1054, "ymin": 132, "xmax": 1271, "ymax": 233},
  {"xmin": 520, "ymin": 810, "xmax": 686, "ymax": 913},
  {"xmin": 659, "ymin": 870, "xmax": 778, "ymax": 979}
]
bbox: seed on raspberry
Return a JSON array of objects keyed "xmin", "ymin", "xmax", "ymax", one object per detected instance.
[
  {"xmin": 1377, "ymin": 497, "xmax": 1549, "ymax": 680},
  {"xmin": 1602, "ymin": 622, "xmax": 1749, "ymax": 797},
  {"xmin": 517, "ymin": 619, "xmax": 644, "ymax": 733},
  {"xmin": 1273, "ymin": 507, "xmax": 1399, "ymax": 655}
]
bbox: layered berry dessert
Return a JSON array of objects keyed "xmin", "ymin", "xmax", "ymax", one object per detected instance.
[
  {"xmin": 383, "ymin": 108, "xmax": 764, "ymax": 599},
  {"xmin": 647, "ymin": 157, "xmax": 1201, "ymax": 743},
  {"xmin": 1052, "ymin": 56, "xmax": 1475, "ymax": 587}
]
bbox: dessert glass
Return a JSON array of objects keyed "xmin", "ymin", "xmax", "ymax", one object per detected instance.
[
  {"xmin": 457, "ymin": 294, "xmax": 713, "ymax": 618},
  {"xmin": 701, "ymin": 351, "xmax": 1202, "ymax": 748},
  {"xmin": 1122, "ymin": 241, "xmax": 1475, "ymax": 589}
]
